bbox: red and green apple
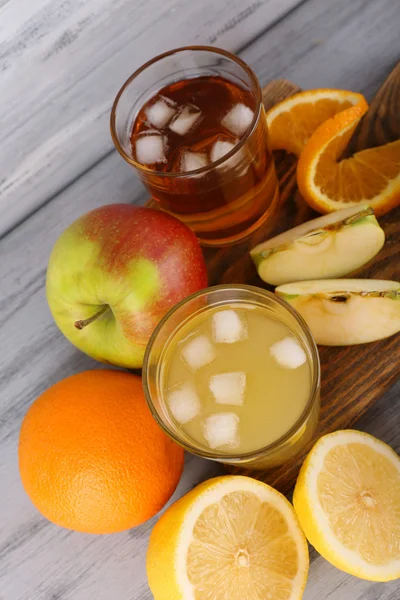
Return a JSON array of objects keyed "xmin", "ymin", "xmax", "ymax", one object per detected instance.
[{"xmin": 46, "ymin": 204, "xmax": 208, "ymax": 368}]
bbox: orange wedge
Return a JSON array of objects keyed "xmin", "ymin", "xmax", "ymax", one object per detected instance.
[
  {"xmin": 266, "ymin": 89, "xmax": 367, "ymax": 156},
  {"xmin": 297, "ymin": 103, "xmax": 400, "ymax": 216}
]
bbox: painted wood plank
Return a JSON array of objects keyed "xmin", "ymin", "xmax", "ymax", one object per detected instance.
[
  {"xmin": 242, "ymin": 0, "xmax": 400, "ymax": 101},
  {"xmin": 0, "ymin": 0, "xmax": 301, "ymax": 236},
  {"xmin": 0, "ymin": 146, "xmax": 399, "ymax": 599}
]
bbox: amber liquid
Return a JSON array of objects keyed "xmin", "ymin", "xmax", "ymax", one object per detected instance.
[{"xmin": 131, "ymin": 76, "xmax": 279, "ymax": 245}]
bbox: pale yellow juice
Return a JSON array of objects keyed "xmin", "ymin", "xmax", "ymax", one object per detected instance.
[{"xmin": 161, "ymin": 304, "xmax": 311, "ymax": 454}]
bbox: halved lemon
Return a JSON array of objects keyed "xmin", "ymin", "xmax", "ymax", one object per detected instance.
[
  {"xmin": 297, "ymin": 104, "xmax": 400, "ymax": 216},
  {"xmin": 266, "ymin": 89, "xmax": 367, "ymax": 156},
  {"xmin": 293, "ymin": 430, "xmax": 400, "ymax": 581},
  {"xmin": 147, "ymin": 475, "xmax": 309, "ymax": 600}
]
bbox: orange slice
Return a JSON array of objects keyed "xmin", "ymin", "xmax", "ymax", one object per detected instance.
[
  {"xmin": 266, "ymin": 89, "xmax": 367, "ymax": 156},
  {"xmin": 297, "ymin": 103, "xmax": 400, "ymax": 216}
]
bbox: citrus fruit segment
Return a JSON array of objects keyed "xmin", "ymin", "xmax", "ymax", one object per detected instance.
[
  {"xmin": 147, "ymin": 475, "xmax": 309, "ymax": 600},
  {"xmin": 275, "ymin": 279, "xmax": 400, "ymax": 345},
  {"xmin": 293, "ymin": 430, "xmax": 400, "ymax": 581},
  {"xmin": 250, "ymin": 205, "xmax": 384, "ymax": 286},
  {"xmin": 266, "ymin": 89, "xmax": 367, "ymax": 156},
  {"xmin": 297, "ymin": 103, "xmax": 400, "ymax": 216}
]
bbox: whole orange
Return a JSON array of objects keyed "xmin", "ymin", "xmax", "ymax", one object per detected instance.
[{"xmin": 18, "ymin": 370, "xmax": 184, "ymax": 534}]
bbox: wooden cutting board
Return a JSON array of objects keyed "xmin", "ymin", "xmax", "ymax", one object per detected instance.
[{"xmin": 149, "ymin": 75, "xmax": 400, "ymax": 495}]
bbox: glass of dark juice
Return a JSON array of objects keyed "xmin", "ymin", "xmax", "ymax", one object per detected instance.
[{"xmin": 110, "ymin": 46, "xmax": 279, "ymax": 246}]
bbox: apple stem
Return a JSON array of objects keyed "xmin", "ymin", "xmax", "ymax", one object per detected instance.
[{"xmin": 74, "ymin": 305, "xmax": 111, "ymax": 330}]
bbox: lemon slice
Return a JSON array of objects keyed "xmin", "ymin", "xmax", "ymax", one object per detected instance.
[
  {"xmin": 293, "ymin": 430, "xmax": 400, "ymax": 581},
  {"xmin": 147, "ymin": 475, "xmax": 309, "ymax": 600}
]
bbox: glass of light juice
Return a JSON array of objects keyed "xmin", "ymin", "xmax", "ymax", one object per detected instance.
[
  {"xmin": 110, "ymin": 46, "xmax": 279, "ymax": 246},
  {"xmin": 143, "ymin": 285, "xmax": 320, "ymax": 469}
]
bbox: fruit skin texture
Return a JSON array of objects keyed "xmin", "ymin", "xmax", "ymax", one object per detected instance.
[
  {"xmin": 293, "ymin": 430, "xmax": 400, "ymax": 581},
  {"xmin": 18, "ymin": 370, "xmax": 184, "ymax": 534},
  {"xmin": 46, "ymin": 204, "xmax": 208, "ymax": 369},
  {"xmin": 147, "ymin": 475, "xmax": 309, "ymax": 600}
]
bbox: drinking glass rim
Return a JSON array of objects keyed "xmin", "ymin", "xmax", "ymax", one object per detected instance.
[
  {"xmin": 142, "ymin": 284, "xmax": 321, "ymax": 463},
  {"xmin": 110, "ymin": 45, "xmax": 263, "ymax": 178}
]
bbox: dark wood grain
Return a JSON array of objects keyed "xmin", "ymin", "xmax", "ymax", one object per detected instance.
[
  {"xmin": 148, "ymin": 77, "xmax": 399, "ymax": 494},
  {"xmin": 343, "ymin": 60, "xmax": 400, "ymax": 157}
]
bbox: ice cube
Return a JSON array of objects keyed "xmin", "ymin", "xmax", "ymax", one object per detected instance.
[
  {"xmin": 209, "ymin": 372, "xmax": 246, "ymax": 406},
  {"xmin": 210, "ymin": 137, "xmax": 247, "ymax": 174},
  {"xmin": 181, "ymin": 335, "xmax": 216, "ymax": 371},
  {"xmin": 210, "ymin": 139, "xmax": 236, "ymax": 163},
  {"xmin": 169, "ymin": 105, "xmax": 202, "ymax": 135},
  {"xmin": 168, "ymin": 382, "xmax": 201, "ymax": 424},
  {"xmin": 135, "ymin": 132, "xmax": 166, "ymax": 165},
  {"xmin": 145, "ymin": 97, "xmax": 176, "ymax": 128},
  {"xmin": 181, "ymin": 150, "xmax": 208, "ymax": 172},
  {"xmin": 212, "ymin": 310, "xmax": 248, "ymax": 344},
  {"xmin": 270, "ymin": 337, "xmax": 307, "ymax": 369},
  {"xmin": 221, "ymin": 103, "xmax": 254, "ymax": 136},
  {"xmin": 202, "ymin": 413, "xmax": 240, "ymax": 449}
]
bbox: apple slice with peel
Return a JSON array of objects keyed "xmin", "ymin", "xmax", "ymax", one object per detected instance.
[
  {"xmin": 250, "ymin": 206, "xmax": 384, "ymax": 286},
  {"xmin": 276, "ymin": 279, "xmax": 400, "ymax": 346}
]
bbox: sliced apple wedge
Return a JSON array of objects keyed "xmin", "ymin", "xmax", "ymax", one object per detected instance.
[
  {"xmin": 250, "ymin": 206, "xmax": 384, "ymax": 286},
  {"xmin": 275, "ymin": 279, "xmax": 400, "ymax": 346}
]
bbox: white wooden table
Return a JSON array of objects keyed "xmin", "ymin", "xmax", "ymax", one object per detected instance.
[{"xmin": 0, "ymin": 1, "xmax": 399, "ymax": 598}]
